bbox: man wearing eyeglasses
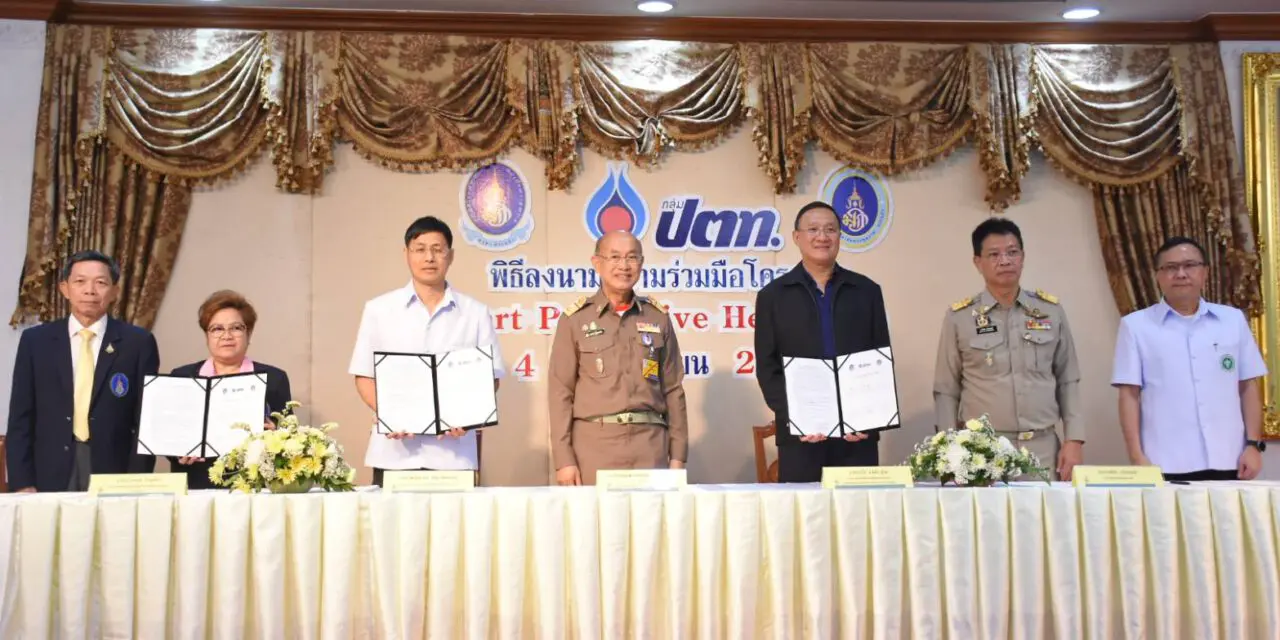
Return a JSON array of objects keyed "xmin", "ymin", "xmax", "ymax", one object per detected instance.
[
  {"xmin": 933, "ymin": 218, "xmax": 1084, "ymax": 480},
  {"xmin": 754, "ymin": 201, "xmax": 891, "ymax": 482},
  {"xmin": 349, "ymin": 216, "xmax": 505, "ymax": 486},
  {"xmin": 1112, "ymin": 236, "xmax": 1266, "ymax": 481},
  {"xmin": 547, "ymin": 230, "xmax": 688, "ymax": 485}
]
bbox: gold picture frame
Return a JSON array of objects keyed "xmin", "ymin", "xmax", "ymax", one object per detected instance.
[{"xmin": 1244, "ymin": 52, "xmax": 1280, "ymax": 440}]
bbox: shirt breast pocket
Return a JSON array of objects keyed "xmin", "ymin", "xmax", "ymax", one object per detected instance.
[
  {"xmin": 1213, "ymin": 339, "xmax": 1241, "ymax": 378},
  {"xmin": 579, "ymin": 334, "xmax": 618, "ymax": 379},
  {"xmin": 965, "ymin": 334, "xmax": 1006, "ymax": 372},
  {"xmin": 1023, "ymin": 329, "xmax": 1057, "ymax": 373}
]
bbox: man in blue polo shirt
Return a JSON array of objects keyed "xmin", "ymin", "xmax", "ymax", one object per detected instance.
[
  {"xmin": 1112, "ymin": 236, "xmax": 1266, "ymax": 480},
  {"xmin": 754, "ymin": 201, "xmax": 891, "ymax": 482}
]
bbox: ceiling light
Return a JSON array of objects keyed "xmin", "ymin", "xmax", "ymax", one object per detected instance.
[
  {"xmin": 1062, "ymin": 8, "xmax": 1101, "ymax": 20},
  {"xmin": 636, "ymin": 1, "xmax": 675, "ymax": 14}
]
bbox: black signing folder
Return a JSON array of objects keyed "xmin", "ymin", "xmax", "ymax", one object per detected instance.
[
  {"xmin": 373, "ymin": 347, "xmax": 499, "ymax": 436},
  {"xmin": 782, "ymin": 347, "xmax": 900, "ymax": 437},
  {"xmin": 137, "ymin": 372, "xmax": 268, "ymax": 458}
]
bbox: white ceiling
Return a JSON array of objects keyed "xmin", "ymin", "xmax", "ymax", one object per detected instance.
[{"xmin": 80, "ymin": 0, "xmax": 1280, "ymax": 22}]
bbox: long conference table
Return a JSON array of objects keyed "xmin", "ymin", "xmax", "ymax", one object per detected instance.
[{"xmin": 1, "ymin": 483, "xmax": 1279, "ymax": 639}]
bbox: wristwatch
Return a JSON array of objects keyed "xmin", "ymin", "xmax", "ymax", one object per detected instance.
[{"xmin": 1245, "ymin": 439, "xmax": 1267, "ymax": 452}]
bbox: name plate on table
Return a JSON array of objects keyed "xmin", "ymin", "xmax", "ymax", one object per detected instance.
[
  {"xmin": 596, "ymin": 469, "xmax": 687, "ymax": 492},
  {"xmin": 1072, "ymin": 465, "xmax": 1165, "ymax": 488},
  {"xmin": 823, "ymin": 466, "xmax": 914, "ymax": 489},
  {"xmin": 382, "ymin": 470, "xmax": 475, "ymax": 493},
  {"xmin": 89, "ymin": 473, "xmax": 188, "ymax": 497}
]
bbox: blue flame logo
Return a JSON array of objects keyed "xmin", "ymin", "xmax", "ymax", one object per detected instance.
[{"xmin": 584, "ymin": 163, "xmax": 649, "ymax": 240}]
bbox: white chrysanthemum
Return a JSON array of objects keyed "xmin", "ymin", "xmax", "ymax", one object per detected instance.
[
  {"xmin": 956, "ymin": 432, "xmax": 973, "ymax": 444},
  {"xmin": 931, "ymin": 432, "xmax": 946, "ymax": 445},
  {"xmin": 245, "ymin": 439, "xmax": 267, "ymax": 467},
  {"xmin": 971, "ymin": 453, "xmax": 988, "ymax": 468},
  {"xmin": 283, "ymin": 438, "xmax": 305, "ymax": 456},
  {"xmin": 965, "ymin": 419, "xmax": 984, "ymax": 431}
]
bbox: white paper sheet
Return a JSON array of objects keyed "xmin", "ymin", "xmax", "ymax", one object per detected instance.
[
  {"xmin": 784, "ymin": 347, "xmax": 899, "ymax": 436},
  {"xmin": 374, "ymin": 354, "xmax": 437, "ymax": 435},
  {"xmin": 435, "ymin": 347, "xmax": 499, "ymax": 431},
  {"xmin": 836, "ymin": 347, "xmax": 900, "ymax": 431},
  {"xmin": 783, "ymin": 357, "xmax": 841, "ymax": 437},
  {"xmin": 203, "ymin": 374, "xmax": 268, "ymax": 457},
  {"xmin": 137, "ymin": 376, "xmax": 208, "ymax": 456}
]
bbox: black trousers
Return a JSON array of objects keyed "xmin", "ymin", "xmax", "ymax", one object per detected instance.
[
  {"xmin": 1163, "ymin": 469, "xmax": 1238, "ymax": 482},
  {"xmin": 777, "ymin": 439, "xmax": 879, "ymax": 483}
]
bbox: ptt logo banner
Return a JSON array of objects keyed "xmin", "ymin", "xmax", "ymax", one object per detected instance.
[
  {"xmin": 652, "ymin": 196, "xmax": 785, "ymax": 252},
  {"xmin": 582, "ymin": 162, "xmax": 785, "ymax": 252}
]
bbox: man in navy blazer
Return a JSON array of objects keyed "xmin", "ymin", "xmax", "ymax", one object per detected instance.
[{"xmin": 7, "ymin": 251, "xmax": 160, "ymax": 492}]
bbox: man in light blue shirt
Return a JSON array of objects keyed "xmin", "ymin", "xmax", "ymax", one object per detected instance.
[{"xmin": 1111, "ymin": 236, "xmax": 1266, "ymax": 481}]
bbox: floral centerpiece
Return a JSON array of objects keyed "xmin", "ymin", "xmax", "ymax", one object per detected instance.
[
  {"xmin": 907, "ymin": 415, "xmax": 1049, "ymax": 486},
  {"xmin": 209, "ymin": 401, "xmax": 355, "ymax": 493}
]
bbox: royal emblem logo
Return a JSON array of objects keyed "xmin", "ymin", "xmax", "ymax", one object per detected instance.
[
  {"xmin": 459, "ymin": 161, "xmax": 534, "ymax": 251},
  {"xmin": 653, "ymin": 196, "xmax": 784, "ymax": 252},
  {"xmin": 585, "ymin": 163, "xmax": 649, "ymax": 240},
  {"xmin": 818, "ymin": 166, "xmax": 893, "ymax": 253}
]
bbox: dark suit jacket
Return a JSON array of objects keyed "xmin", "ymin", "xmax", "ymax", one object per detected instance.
[
  {"xmin": 753, "ymin": 263, "xmax": 892, "ymax": 447},
  {"xmin": 166, "ymin": 360, "xmax": 292, "ymax": 490},
  {"xmin": 6, "ymin": 316, "xmax": 160, "ymax": 492}
]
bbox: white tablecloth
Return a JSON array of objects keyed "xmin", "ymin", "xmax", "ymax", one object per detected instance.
[{"xmin": 1, "ymin": 483, "xmax": 1279, "ymax": 639}]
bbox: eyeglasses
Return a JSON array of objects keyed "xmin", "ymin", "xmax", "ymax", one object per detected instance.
[
  {"xmin": 208, "ymin": 324, "xmax": 247, "ymax": 339},
  {"xmin": 409, "ymin": 246, "xmax": 450, "ymax": 258},
  {"xmin": 598, "ymin": 254, "xmax": 643, "ymax": 266},
  {"xmin": 800, "ymin": 226, "xmax": 840, "ymax": 238},
  {"xmin": 1157, "ymin": 261, "xmax": 1205, "ymax": 275},
  {"xmin": 982, "ymin": 249, "xmax": 1024, "ymax": 262}
]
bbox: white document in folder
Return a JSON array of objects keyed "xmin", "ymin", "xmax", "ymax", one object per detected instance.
[
  {"xmin": 435, "ymin": 347, "xmax": 498, "ymax": 431},
  {"xmin": 138, "ymin": 376, "xmax": 208, "ymax": 456},
  {"xmin": 203, "ymin": 374, "xmax": 268, "ymax": 456},
  {"xmin": 784, "ymin": 347, "xmax": 899, "ymax": 437},
  {"xmin": 374, "ymin": 354, "xmax": 438, "ymax": 435},
  {"xmin": 836, "ymin": 348, "xmax": 900, "ymax": 431},
  {"xmin": 137, "ymin": 373, "xmax": 268, "ymax": 457}
]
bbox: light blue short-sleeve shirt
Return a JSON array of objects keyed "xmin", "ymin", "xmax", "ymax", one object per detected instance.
[
  {"xmin": 1111, "ymin": 299, "xmax": 1265, "ymax": 474},
  {"xmin": 349, "ymin": 283, "xmax": 505, "ymax": 470}
]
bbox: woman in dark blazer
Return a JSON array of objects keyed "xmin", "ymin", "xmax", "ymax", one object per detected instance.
[{"xmin": 170, "ymin": 290, "xmax": 292, "ymax": 489}]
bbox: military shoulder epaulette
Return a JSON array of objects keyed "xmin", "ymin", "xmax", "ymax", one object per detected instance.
[
  {"xmin": 950, "ymin": 297, "xmax": 974, "ymax": 312},
  {"xmin": 1034, "ymin": 289, "xmax": 1059, "ymax": 305},
  {"xmin": 644, "ymin": 297, "xmax": 670, "ymax": 314},
  {"xmin": 563, "ymin": 296, "xmax": 590, "ymax": 316}
]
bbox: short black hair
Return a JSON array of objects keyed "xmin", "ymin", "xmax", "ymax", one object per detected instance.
[
  {"xmin": 971, "ymin": 217, "xmax": 1024, "ymax": 257},
  {"xmin": 1154, "ymin": 236, "xmax": 1206, "ymax": 265},
  {"xmin": 61, "ymin": 250, "xmax": 120, "ymax": 284},
  {"xmin": 795, "ymin": 201, "xmax": 840, "ymax": 230},
  {"xmin": 404, "ymin": 216, "xmax": 453, "ymax": 249}
]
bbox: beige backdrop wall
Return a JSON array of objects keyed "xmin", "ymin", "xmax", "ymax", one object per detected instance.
[{"xmin": 152, "ymin": 128, "xmax": 1126, "ymax": 485}]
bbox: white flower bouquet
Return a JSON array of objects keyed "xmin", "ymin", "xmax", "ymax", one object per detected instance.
[
  {"xmin": 209, "ymin": 401, "xmax": 355, "ymax": 493},
  {"xmin": 906, "ymin": 415, "xmax": 1049, "ymax": 486}
]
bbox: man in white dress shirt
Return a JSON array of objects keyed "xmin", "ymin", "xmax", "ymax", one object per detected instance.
[
  {"xmin": 1112, "ymin": 236, "xmax": 1267, "ymax": 481},
  {"xmin": 349, "ymin": 216, "xmax": 504, "ymax": 486}
]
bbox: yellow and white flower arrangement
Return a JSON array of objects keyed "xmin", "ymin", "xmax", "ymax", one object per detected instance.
[
  {"xmin": 209, "ymin": 401, "xmax": 355, "ymax": 493},
  {"xmin": 906, "ymin": 414, "xmax": 1049, "ymax": 486}
]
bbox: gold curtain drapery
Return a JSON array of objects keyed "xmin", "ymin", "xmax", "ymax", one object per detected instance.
[
  {"xmin": 13, "ymin": 25, "xmax": 1261, "ymax": 328},
  {"xmin": 1022, "ymin": 43, "xmax": 1258, "ymax": 316}
]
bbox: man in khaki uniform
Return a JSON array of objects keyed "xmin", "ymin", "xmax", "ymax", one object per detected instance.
[
  {"xmin": 933, "ymin": 218, "xmax": 1084, "ymax": 480},
  {"xmin": 547, "ymin": 230, "xmax": 689, "ymax": 485}
]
